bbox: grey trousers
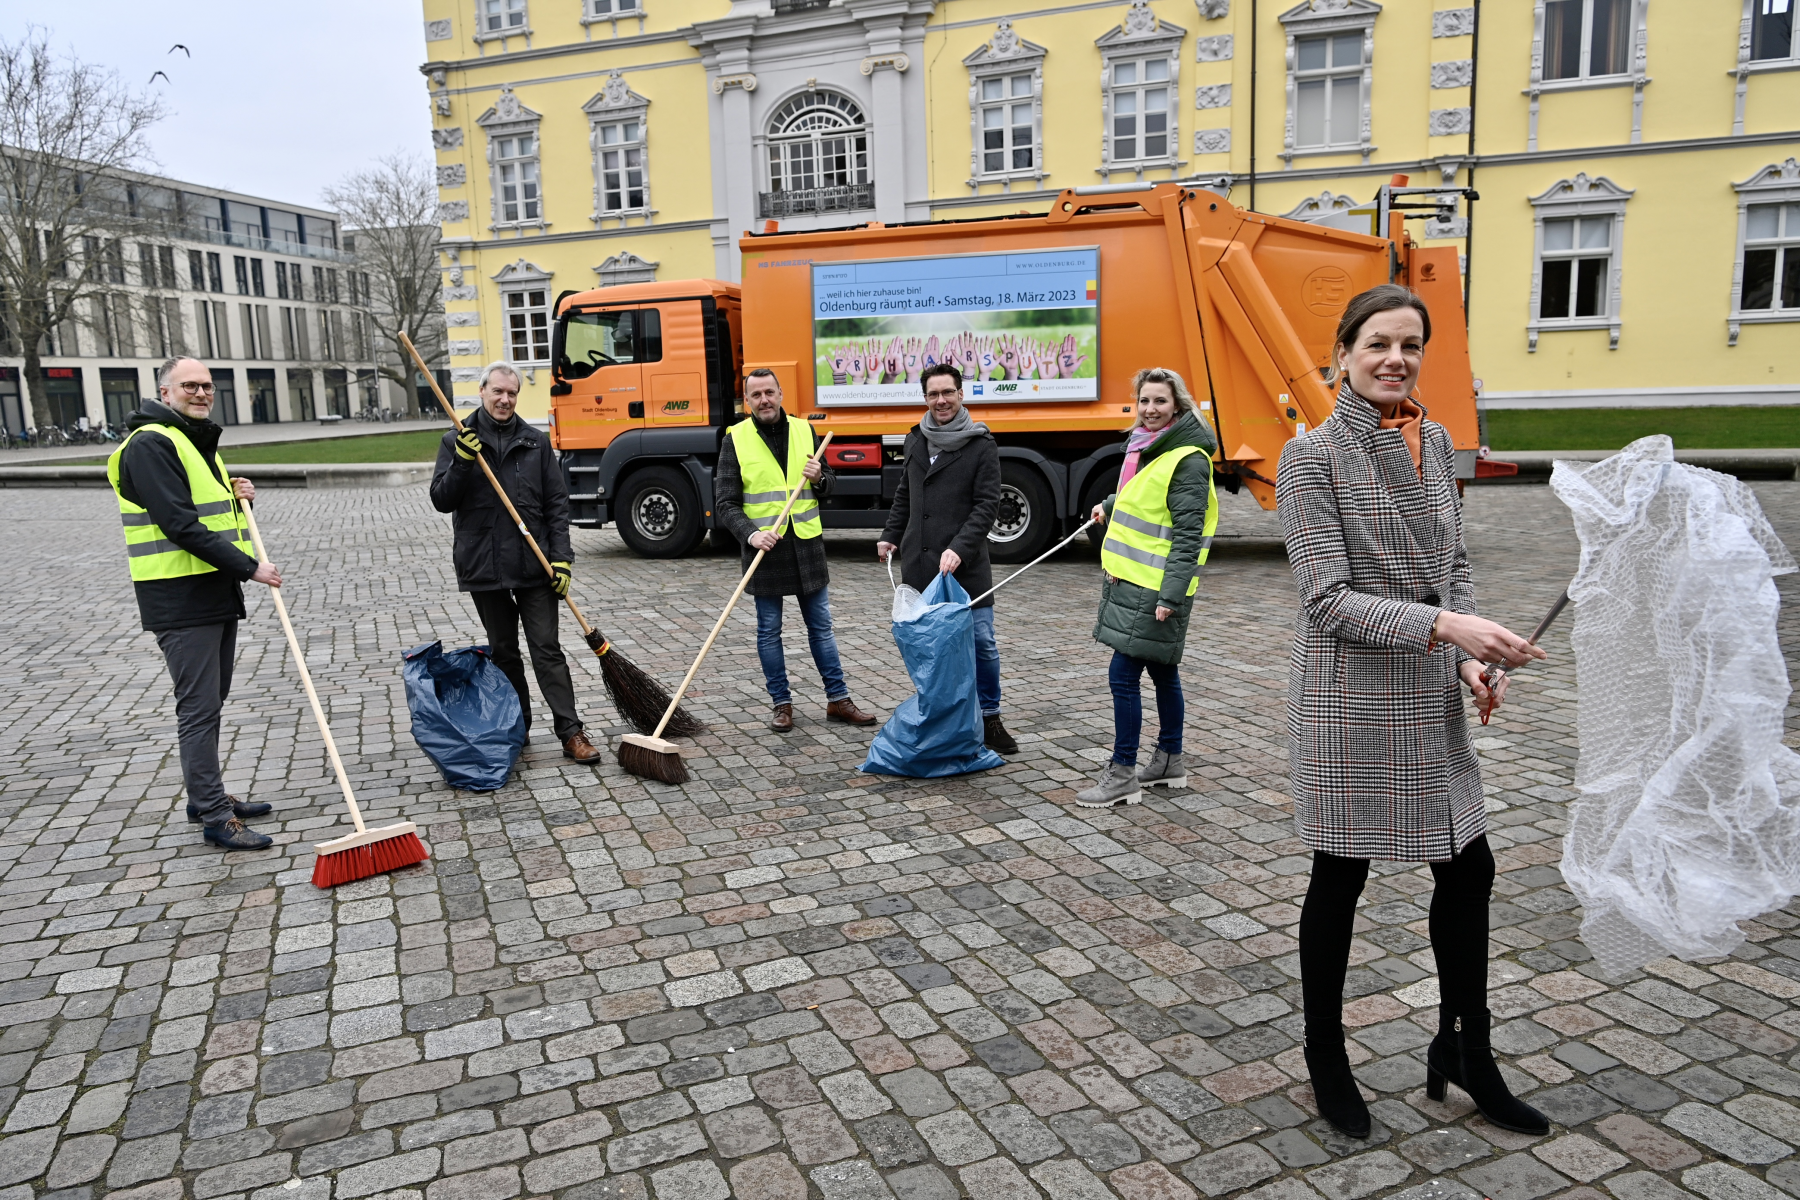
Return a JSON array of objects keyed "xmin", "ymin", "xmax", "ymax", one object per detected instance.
[{"xmin": 154, "ymin": 621, "xmax": 238, "ymax": 827}]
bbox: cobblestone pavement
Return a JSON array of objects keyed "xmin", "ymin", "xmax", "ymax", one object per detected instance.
[{"xmin": 5, "ymin": 480, "xmax": 1800, "ymax": 1200}]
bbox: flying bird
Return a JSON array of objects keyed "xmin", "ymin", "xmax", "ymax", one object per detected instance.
[
  {"xmin": 149, "ymin": 70, "xmax": 170, "ymax": 85},
  {"xmin": 169, "ymin": 44, "xmax": 190, "ymax": 56}
]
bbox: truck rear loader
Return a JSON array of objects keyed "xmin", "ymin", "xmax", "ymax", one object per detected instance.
[{"xmin": 546, "ymin": 180, "xmax": 1480, "ymax": 562}]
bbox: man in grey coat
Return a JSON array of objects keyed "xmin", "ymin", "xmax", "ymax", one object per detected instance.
[{"xmin": 877, "ymin": 362, "xmax": 1017, "ymax": 753}]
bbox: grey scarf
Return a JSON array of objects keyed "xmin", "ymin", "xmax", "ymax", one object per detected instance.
[{"xmin": 919, "ymin": 405, "xmax": 990, "ymax": 455}]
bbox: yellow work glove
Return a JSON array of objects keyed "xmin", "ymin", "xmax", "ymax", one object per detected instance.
[
  {"xmin": 454, "ymin": 428, "xmax": 483, "ymax": 462},
  {"xmin": 550, "ymin": 562, "xmax": 572, "ymax": 597}
]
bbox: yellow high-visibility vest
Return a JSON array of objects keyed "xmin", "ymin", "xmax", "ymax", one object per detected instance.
[
  {"xmin": 1100, "ymin": 444, "xmax": 1218, "ymax": 598},
  {"xmin": 729, "ymin": 415, "xmax": 821, "ymax": 538},
  {"xmin": 107, "ymin": 425, "xmax": 252, "ymax": 581}
]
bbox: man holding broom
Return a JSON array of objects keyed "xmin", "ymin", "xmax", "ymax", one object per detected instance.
[
  {"xmin": 430, "ymin": 362, "xmax": 603, "ymax": 763},
  {"xmin": 716, "ymin": 369, "xmax": 880, "ymax": 733},
  {"xmin": 108, "ymin": 356, "xmax": 279, "ymax": 851}
]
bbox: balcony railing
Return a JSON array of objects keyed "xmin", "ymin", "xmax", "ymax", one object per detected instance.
[
  {"xmin": 758, "ymin": 182, "xmax": 875, "ymax": 220},
  {"xmin": 771, "ymin": 0, "xmax": 831, "ymax": 11}
]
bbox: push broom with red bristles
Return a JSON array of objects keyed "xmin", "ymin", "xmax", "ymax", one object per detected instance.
[{"xmin": 241, "ymin": 505, "xmax": 428, "ymax": 887}]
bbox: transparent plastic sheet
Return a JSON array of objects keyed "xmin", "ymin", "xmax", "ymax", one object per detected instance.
[{"xmin": 1550, "ymin": 435, "xmax": 1800, "ymax": 974}]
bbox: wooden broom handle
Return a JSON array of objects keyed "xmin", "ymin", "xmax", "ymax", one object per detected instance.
[
  {"xmin": 399, "ymin": 333, "xmax": 596, "ymax": 639},
  {"xmin": 241, "ymin": 504, "xmax": 366, "ymax": 834},
  {"xmin": 649, "ymin": 430, "xmax": 834, "ymax": 739}
]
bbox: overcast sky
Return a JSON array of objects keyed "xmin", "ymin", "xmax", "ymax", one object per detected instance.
[{"xmin": 6, "ymin": 4, "xmax": 434, "ymax": 211}]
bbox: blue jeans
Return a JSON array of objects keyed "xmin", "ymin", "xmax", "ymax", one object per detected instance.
[
  {"xmin": 1109, "ymin": 651, "xmax": 1183, "ymax": 765},
  {"xmin": 755, "ymin": 587, "xmax": 849, "ymax": 707},
  {"xmin": 972, "ymin": 605, "xmax": 1002, "ymax": 717}
]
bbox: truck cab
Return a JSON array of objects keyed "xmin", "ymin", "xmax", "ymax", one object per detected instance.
[{"xmin": 548, "ymin": 280, "xmax": 742, "ymax": 555}]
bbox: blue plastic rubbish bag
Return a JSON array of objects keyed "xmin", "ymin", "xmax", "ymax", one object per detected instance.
[
  {"xmin": 862, "ymin": 573, "xmax": 1005, "ymax": 778},
  {"xmin": 403, "ymin": 641, "xmax": 526, "ymax": 791}
]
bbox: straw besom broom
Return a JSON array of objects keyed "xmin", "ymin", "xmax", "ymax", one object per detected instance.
[
  {"xmin": 399, "ymin": 332, "xmax": 700, "ymax": 739},
  {"xmin": 240, "ymin": 505, "xmax": 429, "ymax": 886},
  {"xmin": 619, "ymin": 432, "xmax": 835, "ymax": 784}
]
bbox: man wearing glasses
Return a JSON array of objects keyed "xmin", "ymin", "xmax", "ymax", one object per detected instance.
[
  {"xmin": 878, "ymin": 362, "xmax": 1017, "ymax": 754},
  {"xmin": 107, "ymin": 357, "xmax": 281, "ymax": 850}
]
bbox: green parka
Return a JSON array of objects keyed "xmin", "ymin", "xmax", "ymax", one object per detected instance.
[{"xmin": 1092, "ymin": 410, "xmax": 1216, "ymax": 665}]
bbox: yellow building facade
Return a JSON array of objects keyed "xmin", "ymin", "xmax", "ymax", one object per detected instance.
[{"xmin": 420, "ymin": 0, "xmax": 1799, "ymax": 417}]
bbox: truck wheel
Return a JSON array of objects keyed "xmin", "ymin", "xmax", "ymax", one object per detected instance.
[
  {"xmin": 989, "ymin": 463, "xmax": 1054, "ymax": 564},
  {"xmin": 1081, "ymin": 467, "xmax": 1120, "ymax": 552},
  {"xmin": 616, "ymin": 466, "xmax": 703, "ymax": 558}
]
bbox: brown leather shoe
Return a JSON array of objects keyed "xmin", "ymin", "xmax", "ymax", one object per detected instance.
[
  {"xmin": 826, "ymin": 698, "xmax": 878, "ymax": 727},
  {"xmin": 562, "ymin": 730, "xmax": 602, "ymax": 763},
  {"xmin": 770, "ymin": 703, "xmax": 794, "ymax": 733}
]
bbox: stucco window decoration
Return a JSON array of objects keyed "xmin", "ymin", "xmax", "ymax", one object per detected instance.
[
  {"xmin": 1728, "ymin": 158, "xmax": 1800, "ymax": 345},
  {"xmin": 1282, "ymin": 190, "xmax": 1364, "ymax": 220},
  {"xmin": 1527, "ymin": 172, "xmax": 1633, "ymax": 351},
  {"xmin": 1278, "ymin": 0, "xmax": 1380, "ymax": 163},
  {"xmin": 596, "ymin": 251, "xmax": 660, "ymax": 286},
  {"xmin": 583, "ymin": 0, "xmax": 644, "ymax": 36},
  {"xmin": 1096, "ymin": 1, "xmax": 1188, "ymax": 181},
  {"xmin": 425, "ymin": 18, "xmax": 452, "ymax": 41},
  {"xmin": 1196, "ymin": 35, "xmax": 1233, "ymax": 60},
  {"xmin": 761, "ymin": 90, "xmax": 872, "ymax": 220},
  {"xmin": 1526, "ymin": 0, "xmax": 1650, "ymax": 149},
  {"xmin": 474, "ymin": 0, "xmax": 530, "ymax": 45},
  {"xmin": 1734, "ymin": 1, "xmax": 1799, "ymax": 136},
  {"xmin": 964, "ymin": 22, "xmax": 1049, "ymax": 190},
  {"xmin": 1198, "ymin": 0, "xmax": 1230, "ymax": 17},
  {"xmin": 432, "ymin": 128, "xmax": 464, "ymax": 150},
  {"xmin": 477, "ymin": 88, "xmax": 547, "ymax": 232},
  {"xmin": 1432, "ymin": 7, "xmax": 1475, "ymax": 36},
  {"xmin": 583, "ymin": 73, "xmax": 653, "ymax": 225},
  {"xmin": 493, "ymin": 259, "xmax": 553, "ymax": 373}
]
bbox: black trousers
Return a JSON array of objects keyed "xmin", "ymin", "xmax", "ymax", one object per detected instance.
[
  {"xmin": 1299, "ymin": 835, "xmax": 1496, "ymax": 1039},
  {"xmin": 154, "ymin": 621, "xmax": 238, "ymax": 826},
  {"xmin": 470, "ymin": 586, "xmax": 582, "ymax": 740}
]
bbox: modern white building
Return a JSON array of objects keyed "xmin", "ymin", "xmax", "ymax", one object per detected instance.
[{"xmin": 0, "ymin": 172, "xmax": 381, "ymax": 438}]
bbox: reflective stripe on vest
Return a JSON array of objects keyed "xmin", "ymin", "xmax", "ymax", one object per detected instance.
[
  {"xmin": 1099, "ymin": 444, "xmax": 1220, "ymax": 598},
  {"xmin": 107, "ymin": 425, "xmax": 253, "ymax": 582},
  {"xmin": 729, "ymin": 415, "xmax": 822, "ymax": 539}
]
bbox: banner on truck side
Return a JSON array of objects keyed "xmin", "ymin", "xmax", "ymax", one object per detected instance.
[{"xmin": 811, "ymin": 247, "xmax": 1099, "ymax": 407}]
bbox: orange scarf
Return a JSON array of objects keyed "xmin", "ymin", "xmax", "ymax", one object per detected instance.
[{"xmin": 1378, "ymin": 399, "xmax": 1424, "ymax": 476}]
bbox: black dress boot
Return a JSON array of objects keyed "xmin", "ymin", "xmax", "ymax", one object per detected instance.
[
  {"xmin": 1426, "ymin": 1006, "xmax": 1549, "ymax": 1135},
  {"xmin": 1304, "ymin": 1030, "xmax": 1371, "ymax": 1138}
]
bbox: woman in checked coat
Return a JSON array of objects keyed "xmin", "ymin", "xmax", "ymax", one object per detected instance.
[{"xmin": 1276, "ymin": 285, "xmax": 1550, "ymax": 1140}]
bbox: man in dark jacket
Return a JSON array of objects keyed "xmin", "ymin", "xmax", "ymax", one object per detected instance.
[
  {"xmin": 430, "ymin": 362, "xmax": 601, "ymax": 762},
  {"xmin": 109, "ymin": 356, "xmax": 280, "ymax": 851},
  {"xmin": 877, "ymin": 362, "xmax": 1017, "ymax": 754},
  {"xmin": 715, "ymin": 369, "xmax": 879, "ymax": 733}
]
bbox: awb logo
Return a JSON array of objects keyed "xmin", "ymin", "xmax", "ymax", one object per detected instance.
[
  {"xmin": 991, "ymin": 383, "xmax": 1019, "ymax": 393},
  {"xmin": 661, "ymin": 400, "xmax": 690, "ymax": 413}
]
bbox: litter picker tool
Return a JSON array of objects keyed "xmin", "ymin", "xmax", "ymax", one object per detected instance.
[
  {"xmin": 241, "ymin": 505, "xmax": 429, "ymax": 887},
  {"xmin": 968, "ymin": 518, "xmax": 1096, "ymax": 606},
  {"xmin": 620, "ymin": 432, "xmax": 835, "ymax": 784},
  {"xmin": 1479, "ymin": 588, "xmax": 1571, "ymax": 725},
  {"xmin": 399, "ymin": 332, "xmax": 699, "ymax": 739}
]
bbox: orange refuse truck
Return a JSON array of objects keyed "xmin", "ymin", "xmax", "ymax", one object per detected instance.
[{"xmin": 546, "ymin": 180, "xmax": 1479, "ymax": 561}]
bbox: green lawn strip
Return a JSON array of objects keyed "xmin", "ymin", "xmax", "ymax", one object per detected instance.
[
  {"xmin": 51, "ymin": 429, "xmax": 447, "ymax": 466},
  {"xmin": 1485, "ymin": 406, "xmax": 1800, "ymax": 452}
]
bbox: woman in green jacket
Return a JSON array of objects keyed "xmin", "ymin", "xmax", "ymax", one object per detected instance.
[{"xmin": 1077, "ymin": 367, "xmax": 1217, "ymax": 808}]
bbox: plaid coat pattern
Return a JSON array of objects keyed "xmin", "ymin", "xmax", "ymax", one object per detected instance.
[{"xmin": 1275, "ymin": 384, "xmax": 1485, "ymax": 862}]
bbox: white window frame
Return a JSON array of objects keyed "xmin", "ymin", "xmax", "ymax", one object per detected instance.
[
  {"xmin": 1527, "ymin": 172, "xmax": 1633, "ymax": 351},
  {"xmin": 1729, "ymin": 157, "xmax": 1800, "ymax": 345},
  {"xmin": 1095, "ymin": 2, "xmax": 1186, "ymax": 182},
  {"xmin": 477, "ymin": 89, "xmax": 548, "ymax": 232},
  {"xmin": 1278, "ymin": 0, "xmax": 1379, "ymax": 164},
  {"xmin": 963, "ymin": 23, "xmax": 1048, "ymax": 191},
  {"xmin": 760, "ymin": 89, "xmax": 874, "ymax": 218},
  {"xmin": 492, "ymin": 258, "xmax": 554, "ymax": 379},
  {"xmin": 581, "ymin": 0, "xmax": 644, "ymax": 37},
  {"xmin": 1526, "ymin": 0, "xmax": 1650, "ymax": 150},
  {"xmin": 583, "ymin": 73, "xmax": 654, "ymax": 226},
  {"xmin": 1734, "ymin": 1, "xmax": 1800, "ymax": 137},
  {"xmin": 473, "ymin": 0, "xmax": 531, "ymax": 46}
]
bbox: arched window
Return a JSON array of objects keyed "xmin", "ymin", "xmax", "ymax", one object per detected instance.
[{"xmin": 763, "ymin": 91, "xmax": 871, "ymax": 216}]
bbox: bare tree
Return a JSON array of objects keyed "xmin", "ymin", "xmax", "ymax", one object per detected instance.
[
  {"xmin": 0, "ymin": 32, "xmax": 163, "ymax": 430},
  {"xmin": 322, "ymin": 153, "xmax": 444, "ymax": 417}
]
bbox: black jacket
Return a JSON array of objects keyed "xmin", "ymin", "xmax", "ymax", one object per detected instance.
[
  {"xmin": 430, "ymin": 407, "xmax": 572, "ymax": 592},
  {"xmin": 880, "ymin": 425, "xmax": 1001, "ymax": 608},
  {"xmin": 114, "ymin": 402, "xmax": 257, "ymax": 632},
  {"xmin": 714, "ymin": 411, "xmax": 835, "ymax": 598}
]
